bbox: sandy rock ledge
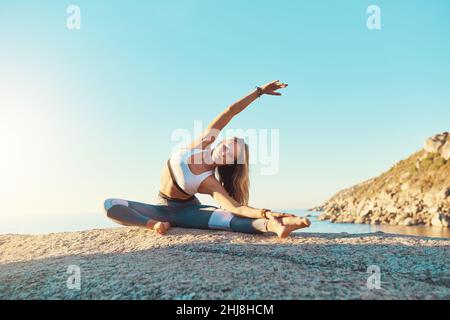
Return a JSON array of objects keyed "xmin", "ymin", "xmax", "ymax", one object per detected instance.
[{"xmin": 0, "ymin": 227, "xmax": 449, "ymax": 300}]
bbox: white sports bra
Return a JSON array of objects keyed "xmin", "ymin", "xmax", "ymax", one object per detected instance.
[{"xmin": 168, "ymin": 148, "xmax": 215, "ymax": 196}]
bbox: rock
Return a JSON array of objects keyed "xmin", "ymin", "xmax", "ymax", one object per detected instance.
[
  {"xmin": 175, "ymin": 292, "xmax": 196, "ymax": 300},
  {"xmin": 415, "ymin": 159, "xmax": 421, "ymax": 170},
  {"xmin": 431, "ymin": 214, "xmax": 442, "ymax": 227},
  {"xmin": 385, "ymin": 204, "xmax": 398, "ymax": 214},
  {"xmin": 401, "ymin": 183, "xmax": 410, "ymax": 191},
  {"xmin": 424, "ymin": 132, "xmax": 448, "ymax": 154},
  {"xmin": 428, "ymin": 206, "xmax": 439, "ymax": 215},
  {"xmin": 355, "ymin": 216, "xmax": 366, "ymax": 224},
  {"xmin": 370, "ymin": 217, "xmax": 381, "ymax": 225},
  {"xmin": 405, "ymin": 204, "xmax": 420, "ymax": 215},
  {"xmin": 358, "ymin": 208, "xmax": 372, "ymax": 217},
  {"xmin": 399, "ymin": 172, "xmax": 411, "ymax": 182},
  {"xmin": 424, "ymin": 191, "xmax": 439, "ymax": 207},
  {"xmin": 402, "ymin": 217, "xmax": 414, "ymax": 226},
  {"xmin": 2, "ymin": 227, "xmax": 450, "ymax": 300},
  {"xmin": 398, "ymin": 212, "xmax": 409, "ymax": 220},
  {"xmin": 342, "ymin": 217, "xmax": 355, "ymax": 223},
  {"xmin": 431, "ymin": 212, "xmax": 450, "ymax": 228},
  {"xmin": 442, "ymin": 187, "xmax": 450, "ymax": 199},
  {"xmin": 325, "ymin": 207, "xmax": 337, "ymax": 214},
  {"xmin": 441, "ymin": 140, "xmax": 450, "ymax": 160}
]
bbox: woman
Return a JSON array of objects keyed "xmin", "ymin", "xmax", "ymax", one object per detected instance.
[{"xmin": 104, "ymin": 80, "xmax": 311, "ymax": 238}]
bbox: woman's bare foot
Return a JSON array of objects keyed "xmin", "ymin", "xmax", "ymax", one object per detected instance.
[
  {"xmin": 146, "ymin": 219, "xmax": 171, "ymax": 235},
  {"xmin": 153, "ymin": 222, "xmax": 171, "ymax": 235},
  {"xmin": 268, "ymin": 217, "xmax": 311, "ymax": 239}
]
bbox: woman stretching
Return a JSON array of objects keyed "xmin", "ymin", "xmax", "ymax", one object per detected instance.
[{"xmin": 104, "ymin": 80, "xmax": 311, "ymax": 238}]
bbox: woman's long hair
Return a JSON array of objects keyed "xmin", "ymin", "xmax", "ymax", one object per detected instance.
[{"xmin": 216, "ymin": 138, "xmax": 250, "ymax": 205}]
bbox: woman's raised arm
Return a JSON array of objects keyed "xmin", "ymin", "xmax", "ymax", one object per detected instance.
[{"xmin": 189, "ymin": 80, "xmax": 288, "ymax": 150}]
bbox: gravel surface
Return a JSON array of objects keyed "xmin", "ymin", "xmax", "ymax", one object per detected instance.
[{"xmin": 0, "ymin": 227, "xmax": 449, "ymax": 299}]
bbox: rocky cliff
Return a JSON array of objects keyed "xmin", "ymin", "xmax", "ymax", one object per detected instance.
[{"xmin": 314, "ymin": 132, "xmax": 450, "ymax": 228}]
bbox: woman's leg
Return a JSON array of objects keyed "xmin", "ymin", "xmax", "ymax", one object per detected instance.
[
  {"xmin": 230, "ymin": 216, "xmax": 268, "ymax": 234},
  {"xmin": 125, "ymin": 200, "xmax": 216, "ymax": 230},
  {"xmin": 170, "ymin": 205, "xmax": 270, "ymax": 235},
  {"xmin": 171, "ymin": 205, "xmax": 311, "ymax": 238},
  {"xmin": 104, "ymin": 198, "xmax": 283, "ymax": 236},
  {"xmin": 104, "ymin": 198, "xmax": 170, "ymax": 233}
]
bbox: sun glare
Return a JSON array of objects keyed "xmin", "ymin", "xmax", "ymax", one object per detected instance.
[{"xmin": 0, "ymin": 74, "xmax": 62, "ymax": 214}]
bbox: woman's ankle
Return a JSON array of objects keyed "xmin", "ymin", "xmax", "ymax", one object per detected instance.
[{"xmin": 266, "ymin": 220, "xmax": 279, "ymax": 234}]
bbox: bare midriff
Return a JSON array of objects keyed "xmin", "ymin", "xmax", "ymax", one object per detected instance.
[{"xmin": 159, "ymin": 165, "xmax": 193, "ymax": 200}]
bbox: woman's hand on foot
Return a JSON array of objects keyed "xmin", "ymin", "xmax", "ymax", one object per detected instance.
[{"xmin": 265, "ymin": 211, "xmax": 297, "ymax": 224}]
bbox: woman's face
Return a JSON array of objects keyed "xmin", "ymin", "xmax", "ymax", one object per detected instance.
[{"xmin": 212, "ymin": 139, "xmax": 243, "ymax": 165}]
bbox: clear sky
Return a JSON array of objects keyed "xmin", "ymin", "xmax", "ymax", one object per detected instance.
[{"xmin": 1, "ymin": 1, "xmax": 449, "ymax": 233}]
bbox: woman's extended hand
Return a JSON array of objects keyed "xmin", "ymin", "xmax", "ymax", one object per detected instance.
[
  {"xmin": 259, "ymin": 80, "xmax": 288, "ymax": 96},
  {"xmin": 265, "ymin": 211, "xmax": 297, "ymax": 221}
]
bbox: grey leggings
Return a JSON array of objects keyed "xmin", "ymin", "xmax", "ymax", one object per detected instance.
[{"xmin": 104, "ymin": 193, "xmax": 268, "ymax": 234}]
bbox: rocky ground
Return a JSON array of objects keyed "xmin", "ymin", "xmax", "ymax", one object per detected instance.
[
  {"xmin": 314, "ymin": 132, "xmax": 450, "ymax": 228},
  {"xmin": 0, "ymin": 227, "xmax": 449, "ymax": 300}
]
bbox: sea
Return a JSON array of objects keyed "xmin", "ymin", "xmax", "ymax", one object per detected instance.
[{"xmin": 1, "ymin": 210, "xmax": 449, "ymax": 239}]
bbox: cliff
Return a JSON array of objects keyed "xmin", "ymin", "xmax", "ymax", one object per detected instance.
[{"xmin": 314, "ymin": 132, "xmax": 450, "ymax": 228}]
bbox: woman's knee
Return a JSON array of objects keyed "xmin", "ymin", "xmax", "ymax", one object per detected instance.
[
  {"xmin": 205, "ymin": 209, "xmax": 264, "ymax": 234},
  {"xmin": 104, "ymin": 198, "xmax": 129, "ymax": 213},
  {"xmin": 207, "ymin": 208, "xmax": 234, "ymax": 230}
]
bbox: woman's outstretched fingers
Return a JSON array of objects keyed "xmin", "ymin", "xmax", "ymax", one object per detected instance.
[{"xmin": 260, "ymin": 80, "xmax": 288, "ymax": 96}]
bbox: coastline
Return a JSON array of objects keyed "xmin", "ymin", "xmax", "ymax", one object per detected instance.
[{"xmin": 1, "ymin": 227, "xmax": 449, "ymax": 299}]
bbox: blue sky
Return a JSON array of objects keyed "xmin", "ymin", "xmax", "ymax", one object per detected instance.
[{"xmin": 1, "ymin": 0, "xmax": 449, "ymax": 233}]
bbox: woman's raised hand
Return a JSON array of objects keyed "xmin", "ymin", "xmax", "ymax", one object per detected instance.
[{"xmin": 259, "ymin": 80, "xmax": 288, "ymax": 96}]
